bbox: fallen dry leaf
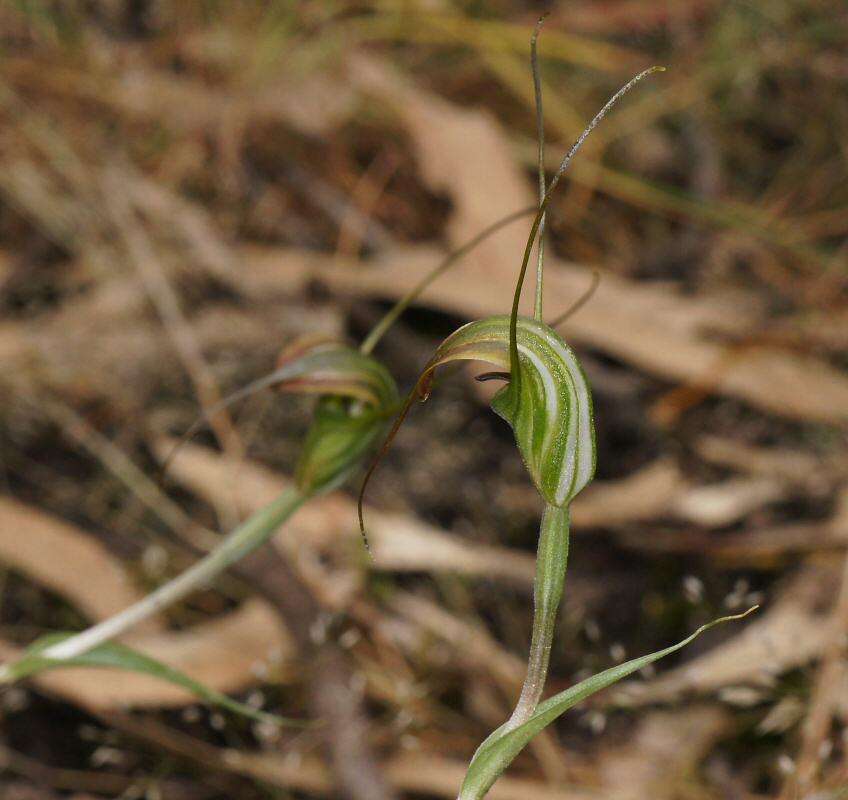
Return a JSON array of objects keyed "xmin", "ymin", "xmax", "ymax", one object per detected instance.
[
  {"xmin": 611, "ymin": 566, "xmax": 837, "ymax": 707},
  {"xmin": 224, "ymin": 749, "xmax": 600, "ymax": 800},
  {"xmin": 597, "ymin": 705, "xmax": 730, "ymax": 800},
  {"xmin": 322, "ymin": 54, "xmax": 848, "ymax": 425},
  {"xmin": 695, "ymin": 434, "xmax": 847, "ymax": 487},
  {"xmin": 579, "ymin": 458, "xmax": 786, "ymax": 529},
  {"xmin": 0, "ymin": 497, "xmax": 161, "ymax": 633},
  {"xmin": 572, "ymin": 458, "xmax": 685, "ymax": 527},
  {"xmin": 670, "ymin": 476, "xmax": 785, "ymax": 528},
  {"xmin": 152, "ymin": 438, "xmax": 538, "ymax": 588},
  {"xmin": 615, "ymin": 487, "xmax": 848, "ymax": 565}
]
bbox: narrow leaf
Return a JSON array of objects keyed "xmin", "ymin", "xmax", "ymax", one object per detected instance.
[
  {"xmin": 458, "ymin": 607, "xmax": 758, "ymax": 800},
  {"xmin": 2, "ymin": 633, "xmax": 307, "ymax": 729}
]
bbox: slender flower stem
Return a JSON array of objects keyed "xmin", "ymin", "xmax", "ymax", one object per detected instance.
[
  {"xmin": 38, "ymin": 487, "xmax": 308, "ymax": 662},
  {"xmin": 504, "ymin": 503, "xmax": 569, "ymax": 729},
  {"xmin": 359, "ymin": 207, "xmax": 533, "ymax": 356},
  {"xmin": 508, "ymin": 66, "xmax": 664, "ymax": 383}
]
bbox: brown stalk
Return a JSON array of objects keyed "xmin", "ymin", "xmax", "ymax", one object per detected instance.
[{"xmin": 785, "ymin": 523, "xmax": 848, "ymax": 795}]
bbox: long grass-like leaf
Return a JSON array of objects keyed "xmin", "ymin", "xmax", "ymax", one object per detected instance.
[
  {"xmin": 2, "ymin": 633, "xmax": 308, "ymax": 728},
  {"xmin": 457, "ymin": 607, "xmax": 758, "ymax": 800}
]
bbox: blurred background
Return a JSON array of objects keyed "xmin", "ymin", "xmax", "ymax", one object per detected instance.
[{"xmin": 0, "ymin": 1, "xmax": 847, "ymax": 798}]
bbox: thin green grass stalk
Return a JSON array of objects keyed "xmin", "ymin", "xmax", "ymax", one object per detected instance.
[{"xmin": 531, "ymin": 15, "xmax": 547, "ymax": 322}]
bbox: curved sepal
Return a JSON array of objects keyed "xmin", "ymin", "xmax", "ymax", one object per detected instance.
[{"xmin": 275, "ymin": 335, "xmax": 398, "ymax": 409}]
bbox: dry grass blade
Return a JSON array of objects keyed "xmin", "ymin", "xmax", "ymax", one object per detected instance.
[
  {"xmin": 102, "ymin": 168, "xmax": 245, "ymax": 527},
  {"xmin": 36, "ymin": 397, "xmax": 217, "ymax": 552},
  {"xmin": 123, "ymin": 170, "xmax": 239, "ymax": 288}
]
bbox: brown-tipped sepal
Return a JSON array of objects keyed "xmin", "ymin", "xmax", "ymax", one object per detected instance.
[
  {"xmin": 281, "ymin": 339, "xmax": 399, "ymax": 496},
  {"xmin": 275, "ymin": 335, "xmax": 398, "ymax": 409}
]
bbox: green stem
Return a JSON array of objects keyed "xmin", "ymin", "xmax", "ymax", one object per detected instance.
[
  {"xmin": 38, "ymin": 487, "xmax": 309, "ymax": 662},
  {"xmin": 504, "ymin": 503, "xmax": 569, "ymax": 729},
  {"xmin": 531, "ymin": 15, "xmax": 547, "ymax": 322}
]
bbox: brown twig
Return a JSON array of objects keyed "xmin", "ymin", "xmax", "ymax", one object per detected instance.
[
  {"xmin": 0, "ymin": 743, "xmax": 213, "ymax": 799},
  {"xmin": 335, "ymin": 149, "xmax": 399, "ymax": 258},
  {"xmin": 101, "ymin": 167, "xmax": 245, "ymax": 530},
  {"xmin": 234, "ymin": 545, "xmax": 398, "ymax": 800},
  {"xmin": 785, "ymin": 497, "xmax": 848, "ymax": 794}
]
